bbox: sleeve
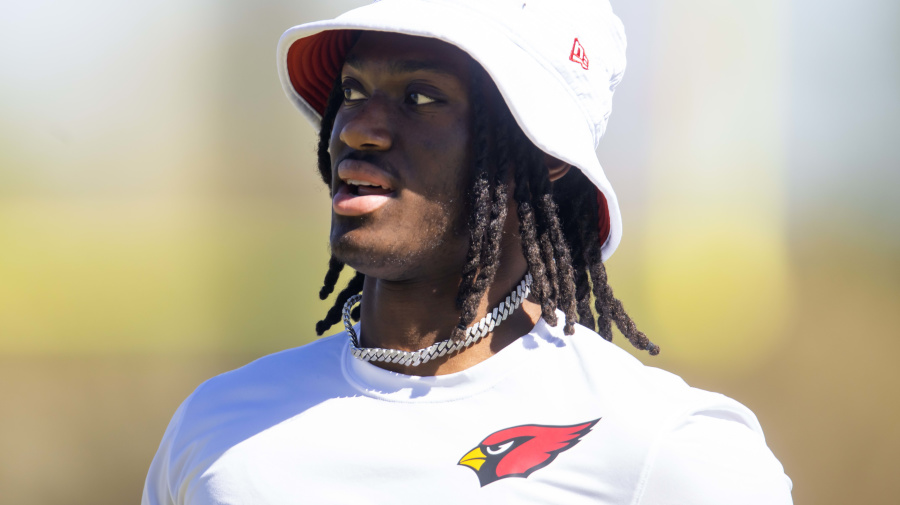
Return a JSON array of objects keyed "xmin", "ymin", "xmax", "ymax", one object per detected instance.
[
  {"xmin": 141, "ymin": 396, "xmax": 192, "ymax": 505},
  {"xmin": 636, "ymin": 407, "xmax": 793, "ymax": 505}
]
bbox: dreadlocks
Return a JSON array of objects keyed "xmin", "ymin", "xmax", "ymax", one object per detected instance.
[{"xmin": 314, "ymin": 62, "xmax": 659, "ymax": 356}]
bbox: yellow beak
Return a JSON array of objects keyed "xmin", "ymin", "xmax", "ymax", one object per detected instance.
[{"xmin": 458, "ymin": 447, "xmax": 487, "ymax": 471}]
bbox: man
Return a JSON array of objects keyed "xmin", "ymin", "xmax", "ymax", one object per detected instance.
[{"xmin": 143, "ymin": 1, "xmax": 793, "ymax": 503}]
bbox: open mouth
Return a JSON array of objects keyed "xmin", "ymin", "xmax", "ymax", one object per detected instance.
[
  {"xmin": 332, "ymin": 160, "xmax": 397, "ymax": 217},
  {"xmin": 345, "ymin": 179, "xmax": 393, "ymax": 197}
]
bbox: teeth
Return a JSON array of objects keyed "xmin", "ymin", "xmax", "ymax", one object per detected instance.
[{"xmin": 346, "ymin": 179, "xmax": 382, "ymax": 188}]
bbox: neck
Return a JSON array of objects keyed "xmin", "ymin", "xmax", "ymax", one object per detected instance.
[{"xmin": 356, "ymin": 253, "xmax": 540, "ymax": 376}]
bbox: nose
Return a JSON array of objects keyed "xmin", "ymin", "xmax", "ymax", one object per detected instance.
[{"xmin": 337, "ymin": 95, "xmax": 393, "ymax": 151}]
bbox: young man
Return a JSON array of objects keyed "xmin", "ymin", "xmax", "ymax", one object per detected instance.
[{"xmin": 143, "ymin": 1, "xmax": 793, "ymax": 503}]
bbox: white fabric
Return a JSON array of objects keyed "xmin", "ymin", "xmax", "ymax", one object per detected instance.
[
  {"xmin": 143, "ymin": 314, "xmax": 793, "ymax": 504},
  {"xmin": 277, "ymin": 0, "xmax": 627, "ymax": 259}
]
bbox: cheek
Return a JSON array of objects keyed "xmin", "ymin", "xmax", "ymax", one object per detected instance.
[
  {"xmin": 327, "ymin": 123, "xmax": 343, "ymax": 181},
  {"xmin": 416, "ymin": 120, "xmax": 473, "ymax": 198}
]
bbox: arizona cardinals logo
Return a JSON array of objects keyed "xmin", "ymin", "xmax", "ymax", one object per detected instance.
[{"xmin": 458, "ymin": 419, "xmax": 600, "ymax": 486}]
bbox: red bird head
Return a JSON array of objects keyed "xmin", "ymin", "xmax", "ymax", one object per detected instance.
[{"xmin": 458, "ymin": 419, "xmax": 600, "ymax": 487}]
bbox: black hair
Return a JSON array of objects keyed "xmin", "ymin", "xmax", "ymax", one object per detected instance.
[{"xmin": 314, "ymin": 62, "xmax": 658, "ymax": 355}]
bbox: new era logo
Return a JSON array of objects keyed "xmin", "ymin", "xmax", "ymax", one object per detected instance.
[{"xmin": 569, "ymin": 38, "xmax": 589, "ymax": 70}]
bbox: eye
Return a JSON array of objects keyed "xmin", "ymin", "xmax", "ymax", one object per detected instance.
[
  {"xmin": 407, "ymin": 91, "xmax": 436, "ymax": 105},
  {"xmin": 485, "ymin": 440, "xmax": 515, "ymax": 455},
  {"xmin": 342, "ymin": 86, "xmax": 366, "ymax": 102}
]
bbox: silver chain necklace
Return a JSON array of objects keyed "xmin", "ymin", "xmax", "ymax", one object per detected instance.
[{"xmin": 343, "ymin": 273, "xmax": 533, "ymax": 367}]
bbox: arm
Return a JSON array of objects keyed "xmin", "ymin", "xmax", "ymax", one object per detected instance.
[
  {"xmin": 142, "ymin": 397, "xmax": 192, "ymax": 505},
  {"xmin": 636, "ymin": 410, "xmax": 793, "ymax": 505}
]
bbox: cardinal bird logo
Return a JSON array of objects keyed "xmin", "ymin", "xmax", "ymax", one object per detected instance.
[{"xmin": 457, "ymin": 419, "xmax": 600, "ymax": 487}]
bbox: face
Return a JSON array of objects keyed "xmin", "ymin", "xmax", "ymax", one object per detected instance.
[{"xmin": 329, "ymin": 32, "xmax": 475, "ymax": 281}]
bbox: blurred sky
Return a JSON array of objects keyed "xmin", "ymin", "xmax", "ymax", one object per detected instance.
[{"xmin": 0, "ymin": 0, "xmax": 898, "ymax": 504}]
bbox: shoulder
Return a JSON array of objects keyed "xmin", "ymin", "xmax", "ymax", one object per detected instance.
[
  {"xmin": 536, "ymin": 319, "xmax": 794, "ymax": 503},
  {"xmin": 176, "ymin": 333, "xmax": 350, "ymax": 434},
  {"xmin": 548, "ymin": 321, "xmax": 753, "ymax": 425},
  {"xmin": 142, "ymin": 334, "xmax": 353, "ymax": 504}
]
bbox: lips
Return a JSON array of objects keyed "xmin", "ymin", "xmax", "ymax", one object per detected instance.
[{"xmin": 333, "ymin": 159, "xmax": 397, "ymax": 216}]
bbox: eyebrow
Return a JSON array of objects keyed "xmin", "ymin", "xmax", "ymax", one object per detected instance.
[{"xmin": 344, "ymin": 53, "xmax": 457, "ymax": 76}]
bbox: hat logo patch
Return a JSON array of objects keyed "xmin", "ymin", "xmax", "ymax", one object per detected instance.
[{"xmin": 569, "ymin": 38, "xmax": 589, "ymax": 70}]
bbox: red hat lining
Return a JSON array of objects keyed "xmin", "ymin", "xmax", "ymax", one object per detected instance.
[
  {"xmin": 287, "ymin": 31, "xmax": 357, "ymax": 116},
  {"xmin": 597, "ymin": 189, "xmax": 611, "ymax": 246}
]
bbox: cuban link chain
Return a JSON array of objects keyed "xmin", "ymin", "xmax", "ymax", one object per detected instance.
[{"xmin": 343, "ymin": 274, "xmax": 533, "ymax": 367}]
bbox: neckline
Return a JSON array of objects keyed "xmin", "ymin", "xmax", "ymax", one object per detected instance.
[{"xmin": 340, "ymin": 315, "xmax": 558, "ymax": 403}]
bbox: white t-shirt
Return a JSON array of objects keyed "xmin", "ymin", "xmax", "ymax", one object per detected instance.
[{"xmin": 143, "ymin": 314, "xmax": 793, "ymax": 504}]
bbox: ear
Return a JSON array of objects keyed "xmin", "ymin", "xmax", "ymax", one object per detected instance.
[{"xmin": 544, "ymin": 154, "xmax": 571, "ymax": 182}]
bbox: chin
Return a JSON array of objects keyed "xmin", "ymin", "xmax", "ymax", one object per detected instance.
[
  {"xmin": 330, "ymin": 224, "xmax": 467, "ymax": 282},
  {"xmin": 330, "ymin": 229, "xmax": 413, "ymax": 281}
]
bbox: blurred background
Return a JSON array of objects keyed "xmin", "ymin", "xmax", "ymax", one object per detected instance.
[{"xmin": 0, "ymin": 0, "xmax": 897, "ymax": 503}]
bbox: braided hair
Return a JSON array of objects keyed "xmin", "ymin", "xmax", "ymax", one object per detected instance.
[{"xmin": 314, "ymin": 62, "xmax": 659, "ymax": 355}]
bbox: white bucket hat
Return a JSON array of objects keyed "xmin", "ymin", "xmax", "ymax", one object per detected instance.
[{"xmin": 277, "ymin": 0, "xmax": 627, "ymax": 259}]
